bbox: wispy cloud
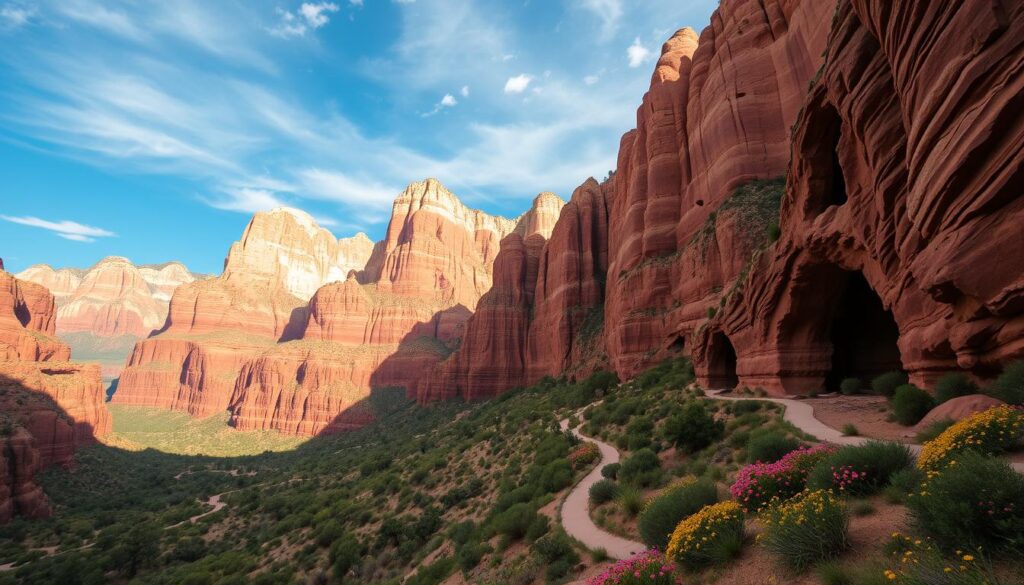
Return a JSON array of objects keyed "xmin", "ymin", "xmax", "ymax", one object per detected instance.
[
  {"xmin": 0, "ymin": 4, "xmax": 32, "ymax": 28},
  {"xmin": 1, "ymin": 215, "xmax": 115, "ymax": 243},
  {"xmin": 576, "ymin": 0, "xmax": 622, "ymax": 40}
]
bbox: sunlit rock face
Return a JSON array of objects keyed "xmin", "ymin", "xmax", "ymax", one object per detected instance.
[
  {"xmin": 0, "ymin": 271, "xmax": 110, "ymax": 524},
  {"xmin": 115, "ymin": 181, "xmax": 552, "ymax": 435},
  {"xmin": 420, "ymin": 0, "xmax": 1024, "ymax": 400}
]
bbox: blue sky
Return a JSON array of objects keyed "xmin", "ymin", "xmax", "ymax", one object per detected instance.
[{"xmin": 0, "ymin": 0, "xmax": 716, "ymax": 275}]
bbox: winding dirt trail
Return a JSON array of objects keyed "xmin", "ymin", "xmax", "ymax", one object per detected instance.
[
  {"xmin": 558, "ymin": 413, "xmax": 645, "ymax": 560},
  {"xmin": 704, "ymin": 389, "xmax": 1024, "ymax": 473}
]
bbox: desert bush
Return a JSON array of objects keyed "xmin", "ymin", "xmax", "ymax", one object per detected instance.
[
  {"xmin": 568, "ymin": 442, "xmax": 599, "ymax": 470},
  {"xmin": 839, "ymin": 378, "xmax": 862, "ymax": 396},
  {"xmin": 934, "ymin": 373, "xmax": 979, "ymax": 404},
  {"xmin": 891, "ymin": 385, "xmax": 935, "ymax": 425},
  {"xmin": 589, "ymin": 479, "xmax": 619, "ymax": 505},
  {"xmin": 881, "ymin": 535, "xmax": 1006, "ymax": 585},
  {"xmin": 616, "ymin": 485, "xmax": 646, "ymax": 517},
  {"xmin": 600, "ymin": 463, "xmax": 620, "ymax": 480},
  {"xmin": 619, "ymin": 448, "xmax": 661, "ymax": 487},
  {"xmin": 663, "ymin": 401, "xmax": 724, "ymax": 453},
  {"xmin": 914, "ymin": 419, "xmax": 954, "ymax": 443},
  {"xmin": 665, "ymin": 501, "xmax": 745, "ymax": 570},
  {"xmin": 761, "ymin": 489, "xmax": 850, "ymax": 571},
  {"xmin": 729, "ymin": 399, "xmax": 766, "ymax": 415},
  {"xmin": 491, "ymin": 504, "xmax": 538, "ymax": 540},
  {"xmin": 908, "ymin": 451, "xmax": 1024, "ymax": 554},
  {"xmin": 872, "ymin": 371, "xmax": 909, "ymax": 397},
  {"xmin": 586, "ymin": 548, "xmax": 678, "ymax": 585},
  {"xmin": 638, "ymin": 478, "xmax": 719, "ymax": 549},
  {"xmin": 916, "ymin": 405, "xmax": 1024, "ymax": 471},
  {"xmin": 745, "ymin": 429, "xmax": 799, "ymax": 463},
  {"xmin": 807, "ymin": 441, "xmax": 913, "ymax": 496},
  {"xmin": 987, "ymin": 360, "xmax": 1024, "ymax": 405},
  {"xmin": 730, "ymin": 444, "xmax": 835, "ymax": 511}
]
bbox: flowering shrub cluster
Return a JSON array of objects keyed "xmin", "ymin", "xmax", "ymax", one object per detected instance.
[
  {"xmin": 881, "ymin": 534, "xmax": 998, "ymax": 584},
  {"xmin": 729, "ymin": 444, "xmax": 836, "ymax": 511},
  {"xmin": 665, "ymin": 501, "xmax": 745, "ymax": 569},
  {"xmin": 568, "ymin": 442, "xmax": 600, "ymax": 469},
  {"xmin": 759, "ymin": 489, "xmax": 850, "ymax": 570},
  {"xmin": 586, "ymin": 549, "xmax": 678, "ymax": 585},
  {"xmin": 917, "ymin": 405, "xmax": 1024, "ymax": 471},
  {"xmin": 820, "ymin": 464, "xmax": 869, "ymax": 493}
]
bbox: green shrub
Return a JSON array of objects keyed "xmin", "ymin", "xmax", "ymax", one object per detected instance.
[
  {"xmin": 881, "ymin": 536, "xmax": 1006, "ymax": 585},
  {"xmin": 871, "ymin": 371, "xmax": 908, "ymax": 397},
  {"xmin": 616, "ymin": 485, "xmax": 646, "ymax": 517},
  {"xmin": 884, "ymin": 468, "xmax": 925, "ymax": 504},
  {"xmin": 839, "ymin": 378, "xmax": 862, "ymax": 396},
  {"xmin": 329, "ymin": 534, "xmax": 360, "ymax": 580},
  {"xmin": 914, "ymin": 419, "xmax": 954, "ymax": 443},
  {"xmin": 988, "ymin": 360, "xmax": 1024, "ymax": 405},
  {"xmin": 619, "ymin": 449, "xmax": 661, "ymax": 487},
  {"xmin": 841, "ymin": 424, "xmax": 859, "ymax": 437},
  {"xmin": 638, "ymin": 478, "xmax": 719, "ymax": 549},
  {"xmin": 807, "ymin": 441, "xmax": 913, "ymax": 496},
  {"xmin": 891, "ymin": 384, "xmax": 935, "ymax": 425},
  {"xmin": 761, "ymin": 490, "xmax": 850, "ymax": 571},
  {"xmin": 745, "ymin": 430, "xmax": 799, "ymax": 463},
  {"xmin": 589, "ymin": 479, "xmax": 619, "ymax": 505},
  {"xmin": 491, "ymin": 504, "xmax": 538, "ymax": 540},
  {"xmin": 663, "ymin": 402, "xmax": 724, "ymax": 453},
  {"xmin": 525, "ymin": 515, "xmax": 550, "ymax": 542},
  {"xmin": 934, "ymin": 372, "xmax": 979, "ymax": 404},
  {"xmin": 600, "ymin": 463, "xmax": 620, "ymax": 480},
  {"xmin": 908, "ymin": 451, "xmax": 1024, "ymax": 554},
  {"xmin": 406, "ymin": 557, "xmax": 455, "ymax": 585},
  {"xmin": 729, "ymin": 400, "xmax": 764, "ymax": 415}
]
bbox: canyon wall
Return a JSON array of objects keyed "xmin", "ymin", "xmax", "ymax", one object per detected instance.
[
  {"xmin": 115, "ymin": 181, "xmax": 562, "ymax": 435},
  {"xmin": 419, "ymin": 0, "xmax": 1024, "ymax": 400},
  {"xmin": 0, "ymin": 270, "xmax": 110, "ymax": 523}
]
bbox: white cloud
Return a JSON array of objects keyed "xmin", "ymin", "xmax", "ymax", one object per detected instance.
[
  {"xmin": 1, "ymin": 5, "xmax": 32, "ymax": 28},
  {"xmin": 576, "ymin": 0, "xmax": 622, "ymax": 40},
  {"xmin": 299, "ymin": 2, "xmax": 339, "ymax": 28},
  {"xmin": 627, "ymin": 37, "xmax": 652, "ymax": 68},
  {"xmin": 349, "ymin": 0, "xmax": 363, "ymax": 6},
  {"xmin": 440, "ymin": 93, "xmax": 457, "ymax": 107},
  {"xmin": 205, "ymin": 188, "xmax": 287, "ymax": 213},
  {"xmin": 270, "ymin": 2, "xmax": 339, "ymax": 37},
  {"xmin": 1, "ymin": 215, "xmax": 115, "ymax": 243},
  {"xmin": 504, "ymin": 74, "xmax": 532, "ymax": 94},
  {"xmin": 584, "ymin": 74, "xmax": 600, "ymax": 85},
  {"xmin": 460, "ymin": 85, "xmax": 469, "ymax": 97}
]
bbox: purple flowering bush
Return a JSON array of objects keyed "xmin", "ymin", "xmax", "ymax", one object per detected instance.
[
  {"xmin": 729, "ymin": 444, "xmax": 836, "ymax": 512},
  {"xmin": 586, "ymin": 549, "xmax": 679, "ymax": 585}
]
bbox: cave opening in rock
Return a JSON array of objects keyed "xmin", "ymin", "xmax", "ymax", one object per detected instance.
[
  {"xmin": 823, "ymin": 104, "xmax": 848, "ymax": 207},
  {"xmin": 669, "ymin": 335, "xmax": 685, "ymax": 353},
  {"xmin": 707, "ymin": 332, "xmax": 738, "ymax": 389},
  {"xmin": 824, "ymin": 271, "xmax": 903, "ymax": 391}
]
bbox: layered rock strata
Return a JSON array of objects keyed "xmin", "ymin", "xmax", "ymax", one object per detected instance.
[{"xmin": 0, "ymin": 271, "xmax": 110, "ymax": 523}]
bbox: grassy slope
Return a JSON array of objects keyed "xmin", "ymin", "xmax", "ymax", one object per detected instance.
[{"xmin": 106, "ymin": 405, "xmax": 306, "ymax": 457}]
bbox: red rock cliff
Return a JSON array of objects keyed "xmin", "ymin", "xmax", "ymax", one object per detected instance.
[
  {"xmin": 420, "ymin": 0, "xmax": 1024, "ymax": 400},
  {"xmin": 0, "ymin": 271, "xmax": 110, "ymax": 523}
]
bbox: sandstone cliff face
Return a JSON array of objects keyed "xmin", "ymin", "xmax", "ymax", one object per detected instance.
[
  {"xmin": 116, "ymin": 182, "xmax": 542, "ymax": 435},
  {"xmin": 223, "ymin": 207, "xmax": 375, "ymax": 300},
  {"xmin": 0, "ymin": 271, "xmax": 110, "ymax": 523},
  {"xmin": 422, "ymin": 0, "xmax": 1024, "ymax": 400},
  {"xmin": 416, "ymin": 189, "xmax": 586, "ymax": 402},
  {"xmin": 227, "ymin": 186, "xmax": 562, "ymax": 434},
  {"xmin": 17, "ymin": 257, "xmax": 198, "ymax": 339},
  {"xmin": 699, "ymin": 0, "xmax": 1024, "ymax": 393}
]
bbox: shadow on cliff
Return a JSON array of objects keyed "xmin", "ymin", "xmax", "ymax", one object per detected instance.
[{"xmin": 0, "ymin": 369, "xmax": 468, "ymax": 525}]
